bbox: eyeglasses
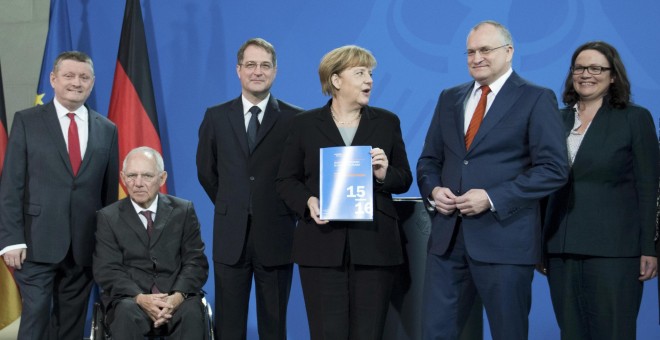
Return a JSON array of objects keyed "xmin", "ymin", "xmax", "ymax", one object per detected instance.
[
  {"xmin": 124, "ymin": 172, "xmax": 160, "ymax": 184},
  {"xmin": 240, "ymin": 62, "xmax": 274, "ymax": 71},
  {"xmin": 572, "ymin": 66, "xmax": 611, "ymax": 75},
  {"xmin": 465, "ymin": 44, "xmax": 509, "ymax": 57}
]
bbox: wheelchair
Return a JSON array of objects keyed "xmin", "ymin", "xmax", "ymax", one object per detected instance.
[{"xmin": 90, "ymin": 296, "xmax": 215, "ymax": 340}]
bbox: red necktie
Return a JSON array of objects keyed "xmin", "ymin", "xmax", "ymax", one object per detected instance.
[
  {"xmin": 67, "ymin": 113, "xmax": 82, "ymax": 175},
  {"xmin": 465, "ymin": 85, "xmax": 491, "ymax": 149}
]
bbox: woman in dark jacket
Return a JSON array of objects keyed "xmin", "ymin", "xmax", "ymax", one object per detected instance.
[
  {"xmin": 544, "ymin": 41, "xmax": 659, "ymax": 339},
  {"xmin": 276, "ymin": 45, "xmax": 412, "ymax": 339}
]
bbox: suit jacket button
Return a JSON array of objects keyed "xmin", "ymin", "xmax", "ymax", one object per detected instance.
[
  {"xmin": 463, "ymin": 160, "xmax": 469, "ymax": 165},
  {"xmin": 249, "ymin": 176, "xmax": 255, "ymax": 181}
]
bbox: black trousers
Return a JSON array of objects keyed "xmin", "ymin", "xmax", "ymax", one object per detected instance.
[
  {"xmin": 298, "ymin": 263, "xmax": 397, "ymax": 340},
  {"xmin": 547, "ymin": 254, "xmax": 642, "ymax": 340},
  {"xmin": 13, "ymin": 248, "xmax": 94, "ymax": 340},
  {"xmin": 214, "ymin": 218, "xmax": 293, "ymax": 340}
]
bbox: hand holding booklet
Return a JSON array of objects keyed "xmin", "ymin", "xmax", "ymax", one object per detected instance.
[{"xmin": 319, "ymin": 146, "xmax": 373, "ymax": 221}]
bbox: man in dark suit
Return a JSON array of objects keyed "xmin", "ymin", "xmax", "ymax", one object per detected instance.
[
  {"xmin": 0, "ymin": 51, "xmax": 118, "ymax": 340},
  {"xmin": 93, "ymin": 147, "xmax": 208, "ymax": 339},
  {"xmin": 416, "ymin": 21, "xmax": 569, "ymax": 340},
  {"xmin": 196, "ymin": 38, "xmax": 302, "ymax": 339}
]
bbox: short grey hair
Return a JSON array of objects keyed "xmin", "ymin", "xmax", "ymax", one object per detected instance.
[
  {"xmin": 468, "ymin": 20, "xmax": 513, "ymax": 46},
  {"xmin": 122, "ymin": 146, "xmax": 164, "ymax": 173}
]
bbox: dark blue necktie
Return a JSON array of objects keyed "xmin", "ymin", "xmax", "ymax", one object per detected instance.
[{"xmin": 247, "ymin": 106, "xmax": 261, "ymax": 152}]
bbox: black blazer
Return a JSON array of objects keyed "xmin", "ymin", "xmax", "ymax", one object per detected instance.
[
  {"xmin": 276, "ymin": 102, "xmax": 412, "ymax": 267},
  {"xmin": 0, "ymin": 101, "xmax": 118, "ymax": 266},
  {"xmin": 196, "ymin": 95, "xmax": 302, "ymax": 266},
  {"xmin": 545, "ymin": 104, "xmax": 659, "ymax": 257},
  {"xmin": 93, "ymin": 194, "xmax": 209, "ymax": 302}
]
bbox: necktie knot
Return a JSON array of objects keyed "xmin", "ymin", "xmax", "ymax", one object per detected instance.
[
  {"xmin": 140, "ymin": 210, "xmax": 154, "ymax": 237},
  {"xmin": 479, "ymin": 85, "xmax": 491, "ymax": 97},
  {"xmin": 249, "ymin": 105, "xmax": 261, "ymax": 116}
]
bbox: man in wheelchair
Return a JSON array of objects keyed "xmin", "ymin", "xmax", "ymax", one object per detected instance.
[{"xmin": 93, "ymin": 147, "xmax": 209, "ymax": 339}]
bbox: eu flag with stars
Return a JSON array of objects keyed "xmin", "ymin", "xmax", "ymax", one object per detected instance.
[{"xmin": 35, "ymin": 0, "xmax": 72, "ymax": 106}]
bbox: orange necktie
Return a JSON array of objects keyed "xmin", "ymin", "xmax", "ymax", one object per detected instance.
[{"xmin": 465, "ymin": 85, "xmax": 491, "ymax": 149}]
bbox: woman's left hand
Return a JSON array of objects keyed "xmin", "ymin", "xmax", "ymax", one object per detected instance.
[
  {"xmin": 371, "ymin": 148, "xmax": 388, "ymax": 182},
  {"xmin": 639, "ymin": 255, "xmax": 658, "ymax": 281}
]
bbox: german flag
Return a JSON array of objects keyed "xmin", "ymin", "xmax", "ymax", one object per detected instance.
[
  {"xmin": 0, "ymin": 61, "xmax": 22, "ymax": 331},
  {"xmin": 108, "ymin": 0, "xmax": 166, "ymax": 197}
]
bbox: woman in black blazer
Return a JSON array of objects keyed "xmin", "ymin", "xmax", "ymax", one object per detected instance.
[
  {"xmin": 544, "ymin": 41, "xmax": 659, "ymax": 339},
  {"xmin": 276, "ymin": 45, "xmax": 412, "ymax": 339}
]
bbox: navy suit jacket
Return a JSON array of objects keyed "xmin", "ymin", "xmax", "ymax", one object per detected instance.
[
  {"xmin": 93, "ymin": 194, "xmax": 208, "ymax": 304},
  {"xmin": 196, "ymin": 95, "xmax": 302, "ymax": 266},
  {"xmin": 0, "ymin": 101, "xmax": 118, "ymax": 266},
  {"xmin": 417, "ymin": 72, "xmax": 569, "ymax": 265}
]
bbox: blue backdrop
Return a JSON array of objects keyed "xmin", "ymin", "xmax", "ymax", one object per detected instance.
[{"xmin": 56, "ymin": 0, "xmax": 660, "ymax": 338}]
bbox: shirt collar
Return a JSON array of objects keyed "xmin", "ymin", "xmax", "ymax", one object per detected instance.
[
  {"xmin": 53, "ymin": 98, "xmax": 89, "ymax": 121},
  {"xmin": 241, "ymin": 94, "xmax": 270, "ymax": 116},
  {"xmin": 130, "ymin": 194, "xmax": 159, "ymax": 216},
  {"xmin": 472, "ymin": 67, "xmax": 513, "ymax": 98}
]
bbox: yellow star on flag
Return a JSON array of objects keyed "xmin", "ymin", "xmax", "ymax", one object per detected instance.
[{"xmin": 35, "ymin": 93, "xmax": 45, "ymax": 106}]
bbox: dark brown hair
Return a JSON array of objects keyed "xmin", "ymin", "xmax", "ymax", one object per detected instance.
[
  {"xmin": 562, "ymin": 41, "xmax": 630, "ymax": 109},
  {"xmin": 237, "ymin": 38, "xmax": 276, "ymax": 67}
]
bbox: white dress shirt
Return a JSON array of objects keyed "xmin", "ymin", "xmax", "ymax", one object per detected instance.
[
  {"xmin": 241, "ymin": 94, "xmax": 269, "ymax": 131},
  {"xmin": 131, "ymin": 196, "xmax": 159, "ymax": 229}
]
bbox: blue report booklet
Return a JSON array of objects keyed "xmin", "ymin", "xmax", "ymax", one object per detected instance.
[{"xmin": 319, "ymin": 146, "xmax": 374, "ymax": 221}]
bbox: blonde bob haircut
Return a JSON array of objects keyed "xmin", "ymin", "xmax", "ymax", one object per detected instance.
[{"xmin": 318, "ymin": 45, "xmax": 377, "ymax": 96}]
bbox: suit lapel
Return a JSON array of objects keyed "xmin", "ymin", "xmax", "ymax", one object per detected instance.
[
  {"xmin": 228, "ymin": 97, "xmax": 250, "ymax": 156},
  {"xmin": 150, "ymin": 194, "xmax": 173, "ymax": 246},
  {"xmin": 118, "ymin": 198, "xmax": 150, "ymax": 247},
  {"xmin": 41, "ymin": 102, "xmax": 75, "ymax": 175},
  {"xmin": 316, "ymin": 103, "xmax": 346, "ymax": 146},
  {"xmin": 351, "ymin": 106, "xmax": 377, "ymax": 146},
  {"xmin": 254, "ymin": 96, "xmax": 281, "ymax": 148},
  {"xmin": 77, "ymin": 107, "xmax": 98, "ymax": 176},
  {"xmin": 467, "ymin": 72, "xmax": 525, "ymax": 152},
  {"xmin": 455, "ymin": 84, "xmax": 472, "ymax": 152},
  {"xmin": 571, "ymin": 106, "xmax": 611, "ymax": 172}
]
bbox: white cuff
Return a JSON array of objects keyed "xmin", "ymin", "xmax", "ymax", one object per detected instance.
[{"xmin": 0, "ymin": 244, "xmax": 27, "ymax": 256}]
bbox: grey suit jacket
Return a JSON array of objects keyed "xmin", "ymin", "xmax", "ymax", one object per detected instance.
[
  {"xmin": 93, "ymin": 194, "xmax": 208, "ymax": 303},
  {"xmin": 0, "ymin": 101, "xmax": 118, "ymax": 266}
]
